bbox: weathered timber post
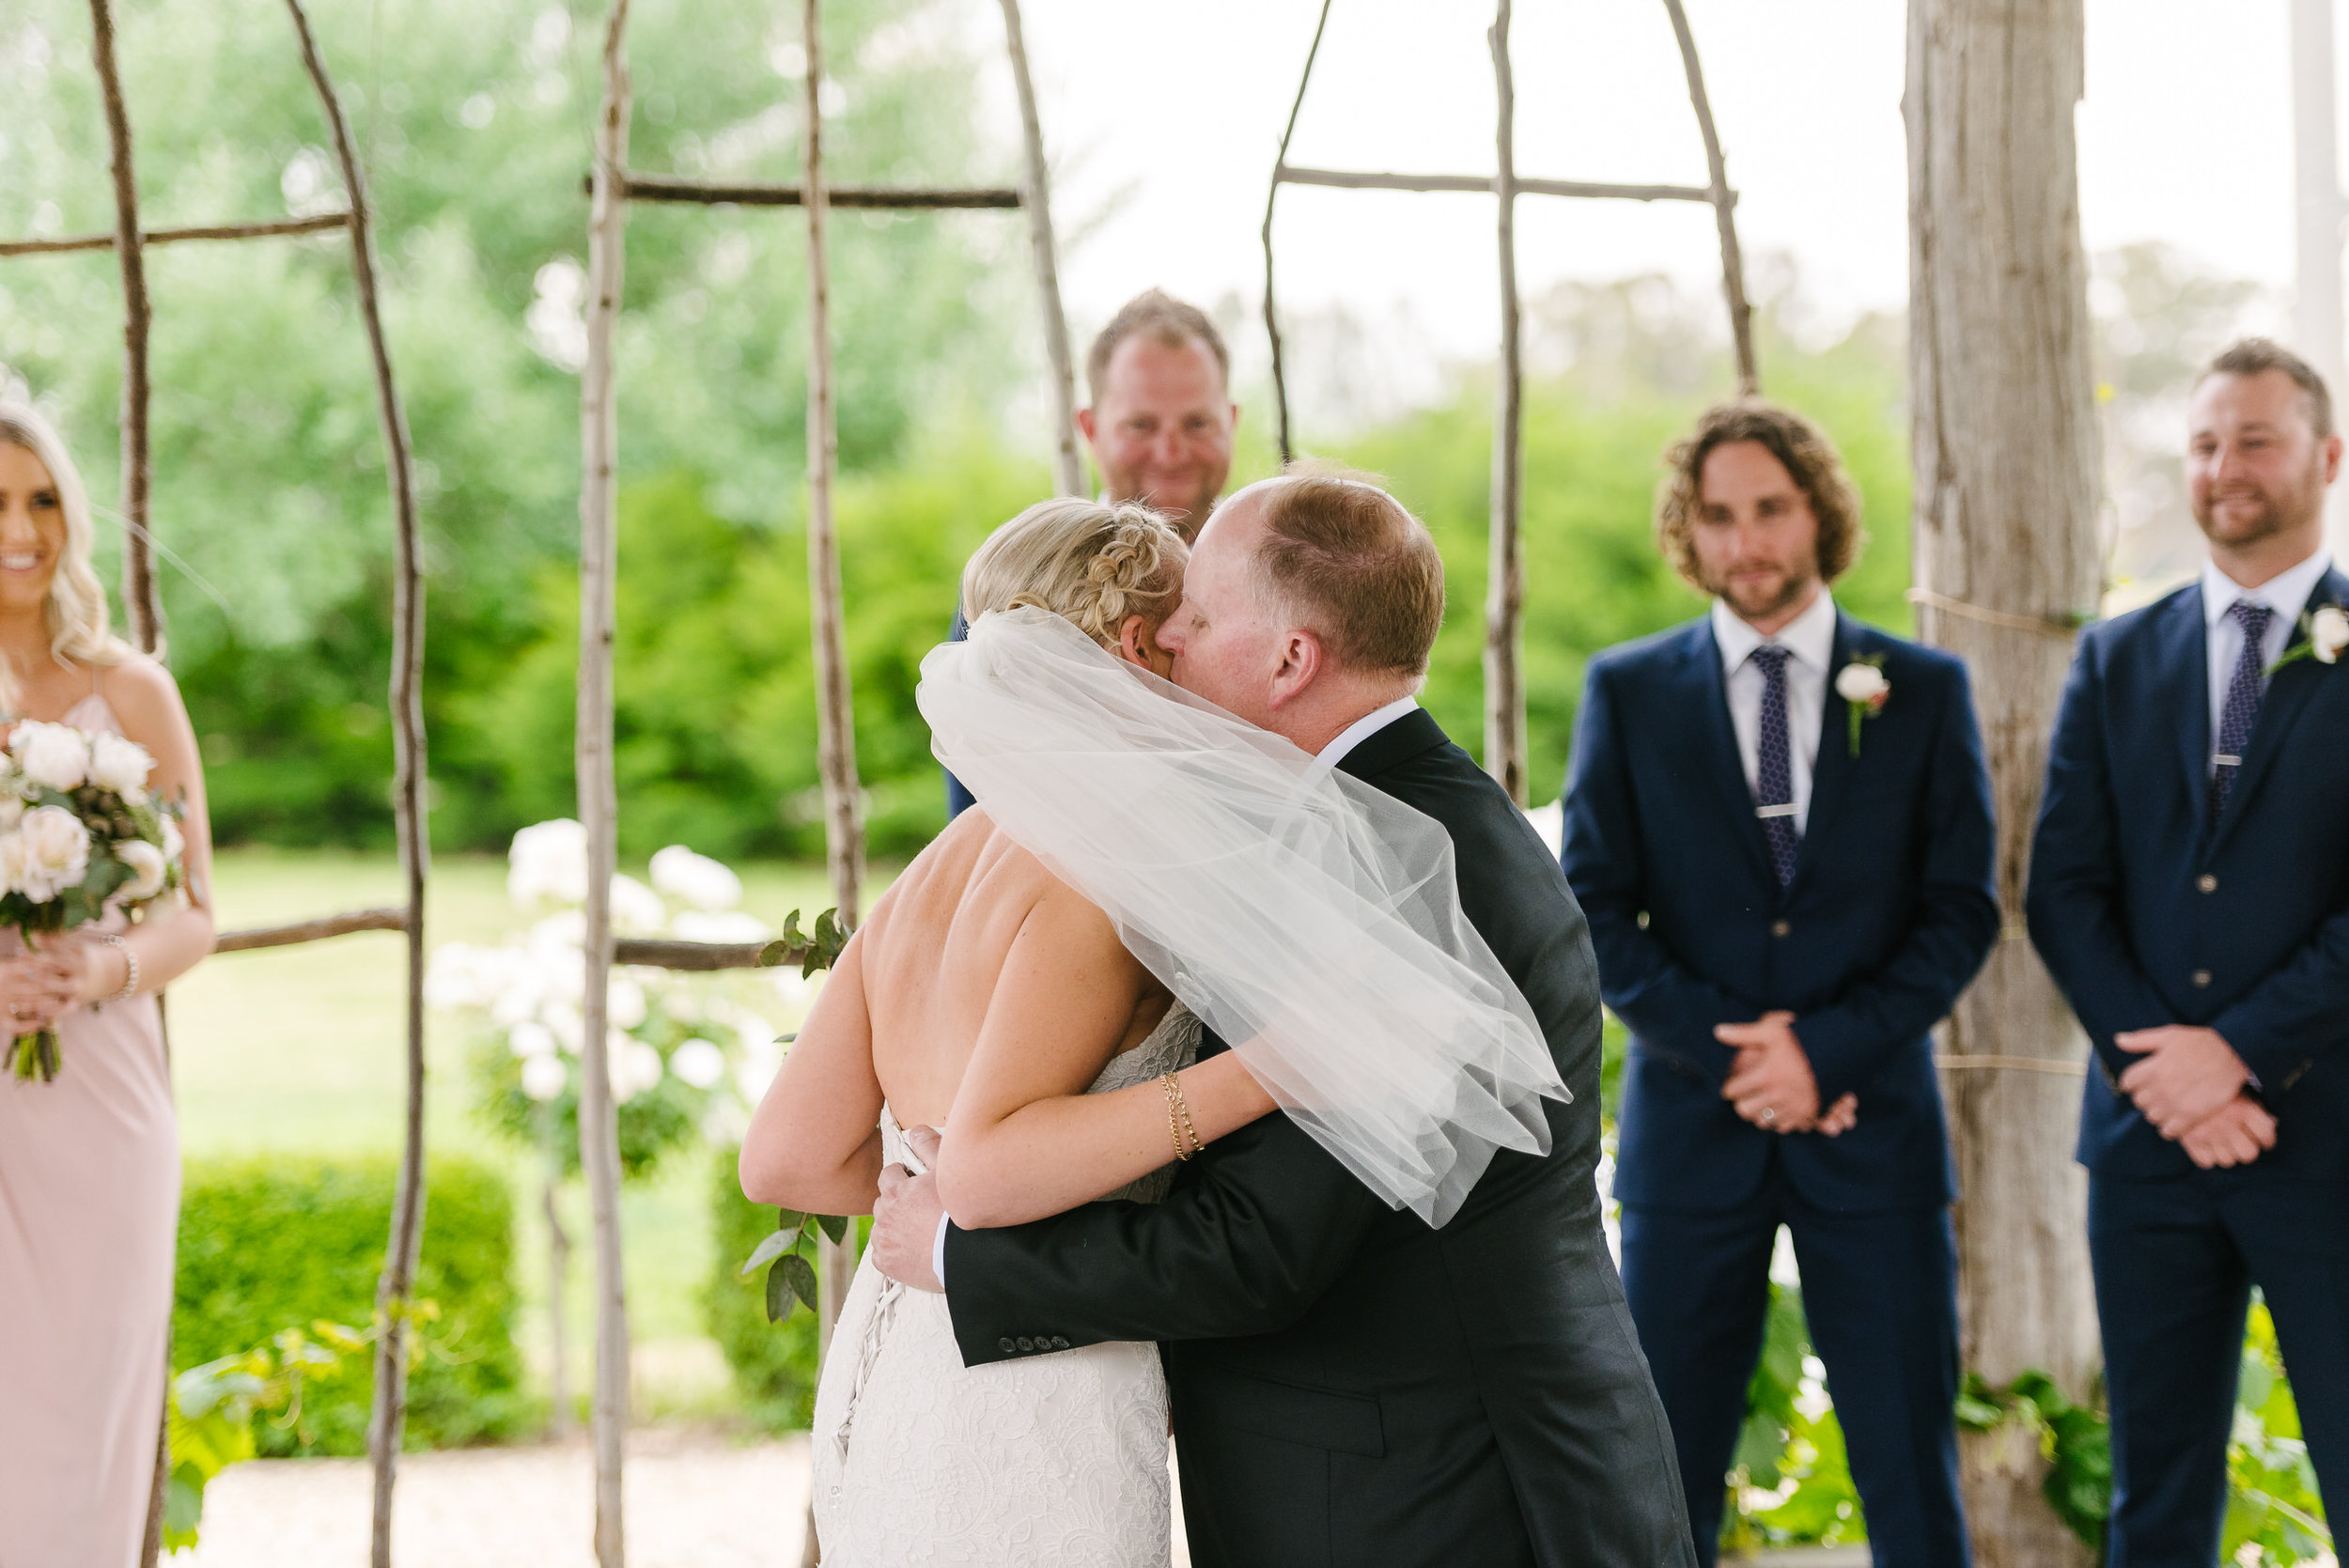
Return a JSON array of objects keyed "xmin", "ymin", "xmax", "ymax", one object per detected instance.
[
  {"xmin": 996, "ymin": 0, "xmax": 1081, "ymax": 498},
  {"xmin": 278, "ymin": 4, "xmax": 434, "ymax": 1563},
  {"xmin": 578, "ymin": 3, "xmax": 636, "ymax": 1563},
  {"xmin": 1906, "ymin": 2, "xmax": 2101, "ymax": 1563},
  {"xmin": 86, "ymin": 0, "xmax": 161, "ymax": 650},
  {"xmin": 1484, "ymin": 0, "xmax": 1528, "ymax": 806}
]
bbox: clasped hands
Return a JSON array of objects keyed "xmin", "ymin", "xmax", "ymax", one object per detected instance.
[
  {"xmin": 2114, "ymin": 1025, "xmax": 2274, "ymax": 1171},
  {"xmin": 1714, "ymin": 1012, "xmax": 1857, "ymax": 1137},
  {"xmin": 0, "ymin": 934, "xmax": 109, "ymax": 1032}
]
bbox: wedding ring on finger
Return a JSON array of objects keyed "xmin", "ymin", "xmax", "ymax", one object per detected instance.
[{"xmin": 1759, "ymin": 1106, "xmax": 1778, "ymax": 1127}]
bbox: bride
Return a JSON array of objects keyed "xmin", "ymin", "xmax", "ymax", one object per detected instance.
[{"xmin": 739, "ymin": 496, "xmax": 1564, "ymax": 1566}]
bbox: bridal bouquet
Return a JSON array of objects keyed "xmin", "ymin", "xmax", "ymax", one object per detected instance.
[{"xmin": 0, "ymin": 720, "xmax": 185, "ymax": 1081}]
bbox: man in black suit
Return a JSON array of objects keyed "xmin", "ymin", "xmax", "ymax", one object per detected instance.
[
  {"xmin": 874, "ymin": 470, "xmax": 1694, "ymax": 1567},
  {"xmin": 946, "ymin": 289, "xmax": 1238, "ymax": 817},
  {"xmin": 2029, "ymin": 338, "xmax": 2349, "ymax": 1564},
  {"xmin": 1563, "ymin": 402, "xmax": 1998, "ymax": 1568}
]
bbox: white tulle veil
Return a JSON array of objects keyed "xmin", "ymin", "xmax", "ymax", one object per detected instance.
[{"xmin": 918, "ymin": 607, "xmax": 1570, "ymax": 1226}]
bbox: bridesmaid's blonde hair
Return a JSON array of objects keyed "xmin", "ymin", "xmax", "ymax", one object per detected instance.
[
  {"xmin": 962, "ymin": 499, "xmax": 1187, "ymax": 648},
  {"xmin": 0, "ymin": 403, "xmax": 133, "ymax": 714}
]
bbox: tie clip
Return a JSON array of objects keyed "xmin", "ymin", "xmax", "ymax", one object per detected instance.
[
  {"xmin": 1755, "ymin": 803, "xmax": 1799, "ymax": 819},
  {"xmin": 2213, "ymin": 753, "xmax": 2242, "ymax": 768}
]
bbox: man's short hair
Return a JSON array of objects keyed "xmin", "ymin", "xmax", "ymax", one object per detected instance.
[
  {"xmin": 2198, "ymin": 336, "xmax": 2335, "ymax": 439},
  {"xmin": 1252, "ymin": 464, "xmax": 1445, "ymax": 680},
  {"xmin": 1654, "ymin": 400, "xmax": 1864, "ymax": 587},
  {"xmin": 1086, "ymin": 289, "xmax": 1230, "ymax": 405}
]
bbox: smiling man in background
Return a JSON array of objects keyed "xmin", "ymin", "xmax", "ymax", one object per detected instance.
[{"xmin": 947, "ymin": 288, "xmax": 1238, "ymax": 816}]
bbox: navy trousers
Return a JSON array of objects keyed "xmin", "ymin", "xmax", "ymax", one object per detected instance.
[
  {"xmin": 2091, "ymin": 1172, "xmax": 2349, "ymax": 1567},
  {"xmin": 1621, "ymin": 1167, "xmax": 1968, "ymax": 1568}
]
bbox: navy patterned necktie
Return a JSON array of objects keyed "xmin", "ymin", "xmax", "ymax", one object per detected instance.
[
  {"xmin": 2210, "ymin": 598, "xmax": 2276, "ymax": 822},
  {"xmin": 1751, "ymin": 645, "xmax": 1801, "ymax": 887}
]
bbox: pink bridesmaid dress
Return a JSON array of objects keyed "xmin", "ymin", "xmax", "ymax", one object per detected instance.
[{"xmin": 0, "ymin": 690, "xmax": 181, "ymax": 1567}]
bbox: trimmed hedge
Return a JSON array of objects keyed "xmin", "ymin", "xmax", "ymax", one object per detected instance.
[
  {"xmin": 704, "ymin": 1147, "xmax": 820, "ymax": 1432},
  {"xmin": 174, "ymin": 1154, "xmax": 530, "ymax": 1455}
]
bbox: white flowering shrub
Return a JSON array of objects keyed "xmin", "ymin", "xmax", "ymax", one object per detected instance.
[{"xmin": 428, "ymin": 822, "xmax": 818, "ymax": 1179}]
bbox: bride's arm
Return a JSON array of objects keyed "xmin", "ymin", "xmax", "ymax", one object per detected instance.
[
  {"xmin": 934, "ymin": 890, "xmax": 1276, "ymax": 1230},
  {"xmin": 740, "ymin": 928, "xmax": 887, "ymax": 1215}
]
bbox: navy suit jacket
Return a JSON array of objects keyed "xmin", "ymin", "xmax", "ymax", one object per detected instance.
[
  {"xmin": 1563, "ymin": 611, "xmax": 1999, "ymax": 1214},
  {"xmin": 2027, "ymin": 570, "xmax": 2349, "ymax": 1181}
]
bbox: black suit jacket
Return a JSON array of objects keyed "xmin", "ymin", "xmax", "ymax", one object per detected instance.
[{"xmin": 941, "ymin": 708, "xmax": 1694, "ymax": 1568}]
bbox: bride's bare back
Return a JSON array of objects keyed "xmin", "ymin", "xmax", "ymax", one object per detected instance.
[{"xmin": 855, "ymin": 810, "xmax": 1170, "ymax": 1133}]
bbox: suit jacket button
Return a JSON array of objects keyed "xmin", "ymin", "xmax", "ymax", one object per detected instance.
[
  {"xmin": 2191, "ymin": 970, "xmax": 2212, "ymax": 988},
  {"xmin": 1016, "ymin": 1337, "xmax": 1035, "ymax": 1352},
  {"xmin": 2197, "ymin": 874, "xmax": 2218, "ymax": 893},
  {"xmin": 1050, "ymin": 1336, "xmax": 1071, "ymax": 1350},
  {"xmin": 1770, "ymin": 920, "xmax": 1791, "ymax": 938},
  {"xmin": 998, "ymin": 1338, "xmax": 1016, "ymax": 1354}
]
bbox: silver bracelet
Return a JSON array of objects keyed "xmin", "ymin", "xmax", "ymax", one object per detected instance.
[{"xmin": 99, "ymin": 932, "xmax": 139, "ymax": 1004}]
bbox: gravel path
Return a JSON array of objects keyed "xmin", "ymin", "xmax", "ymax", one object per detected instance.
[{"xmin": 185, "ymin": 1429, "xmax": 1195, "ymax": 1566}]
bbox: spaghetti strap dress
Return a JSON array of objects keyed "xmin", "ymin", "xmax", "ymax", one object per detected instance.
[{"xmin": 0, "ymin": 690, "xmax": 179, "ymax": 1568}]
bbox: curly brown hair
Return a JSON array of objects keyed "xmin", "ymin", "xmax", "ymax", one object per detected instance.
[{"xmin": 1654, "ymin": 400, "xmax": 1864, "ymax": 588}]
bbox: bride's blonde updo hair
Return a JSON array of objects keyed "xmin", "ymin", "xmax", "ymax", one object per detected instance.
[
  {"xmin": 961, "ymin": 498, "xmax": 1187, "ymax": 647},
  {"xmin": 0, "ymin": 403, "xmax": 134, "ymax": 711}
]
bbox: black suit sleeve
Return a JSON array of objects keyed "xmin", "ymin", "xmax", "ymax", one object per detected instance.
[
  {"xmin": 1791, "ymin": 658, "xmax": 2000, "ymax": 1102},
  {"xmin": 1562, "ymin": 660, "xmax": 1748, "ymax": 1085},
  {"xmin": 2026, "ymin": 636, "xmax": 2177, "ymax": 1079},
  {"xmin": 941, "ymin": 1075, "xmax": 1387, "ymax": 1366}
]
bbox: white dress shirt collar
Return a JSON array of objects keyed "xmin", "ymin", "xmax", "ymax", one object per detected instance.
[
  {"xmin": 1710, "ymin": 585, "xmax": 1839, "ymax": 675},
  {"xmin": 2201, "ymin": 549, "xmax": 2333, "ymax": 630},
  {"xmin": 1315, "ymin": 694, "xmax": 1422, "ymax": 770}
]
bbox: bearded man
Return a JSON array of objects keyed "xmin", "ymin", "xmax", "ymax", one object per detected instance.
[
  {"xmin": 2029, "ymin": 338, "xmax": 2349, "ymax": 1564},
  {"xmin": 1563, "ymin": 401, "xmax": 1997, "ymax": 1568},
  {"xmin": 947, "ymin": 289, "xmax": 1238, "ymax": 817}
]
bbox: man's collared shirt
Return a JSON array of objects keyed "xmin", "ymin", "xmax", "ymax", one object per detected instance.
[
  {"xmin": 2201, "ymin": 548, "xmax": 2334, "ymax": 768},
  {"xmin": 1711, "ymin": 589, "xmax": 1837, "ymax": 833}
]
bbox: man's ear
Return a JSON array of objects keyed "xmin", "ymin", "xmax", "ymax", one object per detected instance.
[
  {"xmin": 1076, "ymin": 408, "xmax": 1099, "ymax": 444},
  {"xmin": 2326, "ymin": 431, "xmax": 2344, "ymax": 487},
  {"xmin": 1266, "ymin": 629, "xmax": 1324, "ymax": 711}
]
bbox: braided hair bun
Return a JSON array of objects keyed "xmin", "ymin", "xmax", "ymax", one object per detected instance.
[{"xmin": 963, "ymin": 499, "xmax": 1188, "ymax": 649}]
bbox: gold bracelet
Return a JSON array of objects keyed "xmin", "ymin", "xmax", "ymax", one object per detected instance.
[
  {"xmin": 1159, "ymin": 1073, "xmax": 1197, "ymax": 1161},
  {"xmin": 1172, "ymin": 1073, "xmax": 1203, "ymax": 1158}
]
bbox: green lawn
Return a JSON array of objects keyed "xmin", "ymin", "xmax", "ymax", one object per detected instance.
[{"xmin": 173, "ymin": 847, "xmax": 862, "ymax": 1423}]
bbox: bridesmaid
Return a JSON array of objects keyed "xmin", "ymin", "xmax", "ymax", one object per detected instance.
[{"xmin": 0, "ymin": 402, "xmax": 215, "ymax": 1566}]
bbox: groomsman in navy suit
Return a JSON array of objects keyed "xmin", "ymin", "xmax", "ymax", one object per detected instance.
[
  {"xmin": 1563, "ymin": 402, "xmax": 1998, "ymax": 1568},
  {"xmin": 2029, "ymin": 338, "xmax": 2349, "ymax": 1564}
]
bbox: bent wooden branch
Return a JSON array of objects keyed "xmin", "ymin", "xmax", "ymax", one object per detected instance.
[
  {"xmin": 278, "ymin": 2, "xmax": 430, "ymax": 1563},
  {"xmin": 590, "ymin": 174, "xmax": 1018, "ymax": 208},
  {"xmin": 1483, "ymin": 0, "xmax": 1527, "ymax": 808},
  {"xmin": 0, "ymin": 212, "xmax": 350, "ymax": 257},
  {"xmin": 1659, "ymin": 0, "xmax": 1759, "ymax": 395},
  {"xmin": 1262, "ymin": 0, "xmax": 1337, "ymax": 465},
  {"xmin": 86, "ymin": 0, "xmax": 160, "ymax": 652},
  {"xmin": 996, "ymin": 0, "xmax": 1081, "ymax": 497}
]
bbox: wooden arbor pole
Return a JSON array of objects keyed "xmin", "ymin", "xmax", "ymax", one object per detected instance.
[
  {"xmin": 278, "ymin": 4, "xmax": 433, "ymax": 1564},
  {"xmin": 1906, "ymin": 1, "xmax": 2100, "ymax": 1562},
  {"xmin": 1484, "ymin": 0, "xmax": 1527, "ymax": 807},
  {"xmin": 995, "ymin": 0, "xmax": 1081, "ymax": 498},
  {"xmin": 1263, "ymin": 0, "xmax": 1336, "ymax": 467},
  {"xmin": 798, "ymin": 2, "xmax": 864, "ymax": 1558},
  {"xmin": 1659, "ymin": 0, "xmax": 1759, "ymax": 396},
  {"xmin": 579, "ymin": 3, "xmax": 636, "ymax": 1564},
  {"xmin": 85, "ymin": 0, "xmax": 162, "ymax": 651}
]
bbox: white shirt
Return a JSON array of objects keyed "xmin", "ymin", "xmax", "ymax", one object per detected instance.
[
  {"xmin": 2201, "ymin": 549, "xmax": 2333, "ymax": 768},
  {"xmin": 1710, "ymin": 589, "xmax": 1837, "ymax": 833},
  {"xmin": 934, "ymin": 697, "xmax": 1423, "ymax": 1288}
]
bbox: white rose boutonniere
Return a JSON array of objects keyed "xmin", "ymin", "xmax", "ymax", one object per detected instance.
[
  {"xmin": 1835, "ymin": 658, "xmax": 1890, "ymax": 756},
  {"xmin": 2267, "ymin": 603, "xmax": 2349, "ymax": 674}
]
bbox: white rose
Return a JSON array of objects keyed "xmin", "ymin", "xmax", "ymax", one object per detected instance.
[
  {"xmin": 11, "ymin": 805, "xmax": 90, "ymax": 902},
  {"xmin": 649, "ymin": 845, "xmax": 743, "ymax": 911},
  {"xmin": 669, "ymin": 1036, "xmax": 728, "ymax": 1090},
  {"xmin": 520, "ymin": 1053, "xmax": 570, "ymax": 1102},
  {"xmin": 88, "ymin": 732, "xmax": 154, "ymax": 797},
  {"xmin": 2313, "ymin": 605, "xmax": 2349, "ymax": 665},
  {"xmin": 116, "ymin": 838, "xmax": 168, "ymax": 902},
  {"xmin": 1834, "ymin": 662, "xmax": 1890, "ymax": 704},
  {"xmin": 507, "ymin": 818, "xmax": 589, "ymax": 907},
  {"xmin": 0, "ymin": 797, "xmax": 24, "ymax": 833},
  {"xmin": 11, "ymin": 721, "xmax": 87, "ymax": 792}
]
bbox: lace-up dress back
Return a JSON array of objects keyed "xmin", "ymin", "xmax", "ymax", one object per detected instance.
[{"xmin": 809, "ymin": 1004, "xmax": 1199, "ymax": 1567}]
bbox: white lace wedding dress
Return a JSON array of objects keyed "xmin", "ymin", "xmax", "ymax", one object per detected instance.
[{"xmin": 809, "ymin": 1006, "xmax": 1202, "ymax": 1567}]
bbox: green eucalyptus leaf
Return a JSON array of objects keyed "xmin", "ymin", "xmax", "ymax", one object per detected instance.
[
  {"xmin": 778, "ymin": 1250, "xmax": 821, "ymax": 1315},
  {"xmin": 817, "ymin": 1213, "xmax": 848, "ymax": 1246},
  {"xmin": 739, "ymin": 1228, "xmax": 796, "ymax": 1277}
]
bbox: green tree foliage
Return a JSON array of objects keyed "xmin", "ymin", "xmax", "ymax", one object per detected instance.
[
  {"xmin": 173, "ymin": 1154, "xmax": 527, "ymax": 1453},
  {"xmin": 0, "ymin": 0, "xmax": 1021, "ymax": 847}
]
